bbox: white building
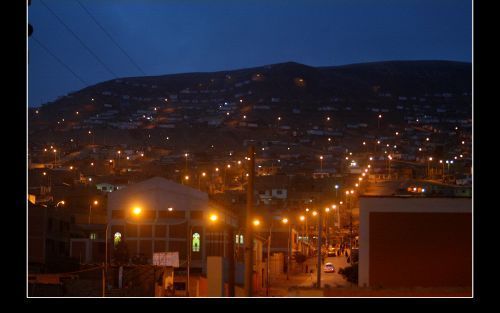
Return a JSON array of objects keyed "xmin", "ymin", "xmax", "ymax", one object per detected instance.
[{"xmin": 107, "ymin": 177, "xmax": 237, "ymax": 273}]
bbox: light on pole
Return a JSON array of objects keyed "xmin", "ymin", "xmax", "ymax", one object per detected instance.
[
  {"xmin": 282, "ymin": 217, "xmax": 291, "ymax": 281},
  {"xmin": 319, "ymin": 156, "xmax": 323, "ymax": 172},
  {"xmin": 427, "ymin": 157, "xmax": 433, "ymax": 178},
  {"xmin": 198, "ymin": 172, "xmax": 206, "ymax": 189},
  {"xmin": 53, "ymin": 149, "xmax": 57, "ymax": 168},
  {"xmin": 104, "ymin": 206, "xmax": 144, "ymax": 297},
  {"xmin": 89, "ymin": 200, "xmax": 98, "ymax": 224}
]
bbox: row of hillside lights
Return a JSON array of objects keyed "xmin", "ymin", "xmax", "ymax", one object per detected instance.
[{"xmin": 408, "ymin": 186, "xmax": 426, "ymax": 193}]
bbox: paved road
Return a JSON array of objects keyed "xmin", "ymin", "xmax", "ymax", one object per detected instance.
[{"xmin": 298, "ymin": 255, "xmax": 350, "ymax": 288}]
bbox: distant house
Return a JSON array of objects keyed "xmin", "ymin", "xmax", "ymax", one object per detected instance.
[{"xmin": 96, "ymin": 182, "xmax": 121, "ymax": 193}]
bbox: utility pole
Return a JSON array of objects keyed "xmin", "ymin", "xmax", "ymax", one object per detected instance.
[
  {"xmin": 244, "ymin": 145, "xmax": 255, "ymax": 297},
  {"xmin": 228, "ymin": 226, "xmax": 235, "ymax": 297},
  {"xmin": 316, "ymin": 211, "xmax": 322, "ymax": 288},
  {"xmin": 349, "ymin": 197, "xmax": 353, "ymax": 265},
  {"xmin": 286, "ymin": 214, "xmax": 291, "ymax": 280},
  {"xmin": 266, "ymin": 225, "xmax": 271, "ymax": 296}
]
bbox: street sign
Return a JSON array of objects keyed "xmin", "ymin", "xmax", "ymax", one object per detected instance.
[{"xmin": 153, "ymin": 252, "xmax": 179, "ymax": 267}]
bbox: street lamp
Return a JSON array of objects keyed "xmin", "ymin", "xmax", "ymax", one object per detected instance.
[
  {"xmin": 198, "ymin": 172, "xmax": 206, "ymax": 189},
  {"xmin": 325, "ymin": 208, "xmax": 330, "ymax": 249},
  {"xmin": 53, "ymin": 149, "xmax": 57, "ymax": 168},
  {"xmin": 427, "ymin": 157, "xmax": 433, "ymax": 178},
  {"xmin": 388, "ymin": 155, "xmax": 392, "ymax": 178},
  {"xmin": 89, "ymin": 200, "xmax": 98, "ymax": 224},
  {"xmin": 311, "ymin": 209, "xmax": 322, "ymax": 288},
  {"xmin": 104, "ymin": 206, "xmax": 143, "ymax": 296},
  {"xmin": 332, "ymin": 204, "xmax": 340, "ymax": 237},
  {"xmin": 319, "ymin": 156, "xmax": 323, "ymax": 172}
]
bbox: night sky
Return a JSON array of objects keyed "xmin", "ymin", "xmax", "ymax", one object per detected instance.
[{"xmin": 28, "ymin": 0, "xmax": 472, "ymax": 107}]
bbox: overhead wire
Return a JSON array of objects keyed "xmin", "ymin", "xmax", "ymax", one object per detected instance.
[
  {"xmin": 31, "ymin": 35, "xmax": 88, "ymax": 86},
  {"xmin": 75, "ymin": 0, "xmax": 146, "ymax": 76},
  {"xmin": 39, "ymin": 0, "xmax": 118, "ymax": 78}
]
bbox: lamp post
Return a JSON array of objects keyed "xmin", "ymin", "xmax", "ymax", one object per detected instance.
[
  {"xmin": 207, "ymin": 212, "xmax": 235, "ymax": 297},
  {"xmin": 281, "ymin": 217, "xmax": 292, "ymax": 280},
  {"xmin": 89, "ymin": 200, "xmax": 98, "ymax": 224},
  {"xmin": 315, "ymin": 210, "xmax": 322, "ymax": 288},
  {"xmin": 347, "ymin": 190, "xmax": 354, "ymax": 264},
  {"xmin": 388, "ymin": 155, "xmax": 392, "ymax": 179},
  {"xmin": 53, "ymin": 149, "xmax": 57, "ymax": 168},
  {"xmin": 224, "ymin": 164, "xmax": 231, "ymax": 191},
  {"xmin": 187, "ymin": 222, "xmax": 193, "ymax": 297},
  {"xmin": 427, "ymin": 157, "xmax": 433, "ymax": 178},
  {"xmin": 325, "ymin": 207, "xmax": 330, "ymax": 249},
  {"xmin": 319, "ymin": 156, "xmax": 323, "ymax": 172},
  {"xmin": 334, "ymin": 185, "xmax": 339, "ymax": 200},
  {"xmin": 198, "ymin": 172, "xmax": 206, "ymax": 189},
  {"xmin": 104, "ymin": 206, "xmax": 143, "ymax": 297},
  {"xmin": 332, "ymin": 205, "xmax": 340, "ymax": 235}
]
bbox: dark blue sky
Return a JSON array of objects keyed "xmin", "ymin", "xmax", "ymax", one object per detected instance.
[{"xmin": 28, "ymin": 0, "xmax": 472, "ymax": 107}]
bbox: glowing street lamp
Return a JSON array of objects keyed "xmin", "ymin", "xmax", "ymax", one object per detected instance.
[
  {"xmin": 88, "ymin": 200, "xmax": 99, "ymax": 224},
  {"xmin": 209, "ymin": 213, "xmax": 218, "ymax": 222},
  {"xmin": 132, "ymin": 207, "xmax": 142, "ymax": 216}
]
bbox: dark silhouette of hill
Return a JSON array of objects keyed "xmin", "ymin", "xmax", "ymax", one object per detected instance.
[{"xmin": 31, "ymin": 60, "xmax": 471, "ymax": 124}]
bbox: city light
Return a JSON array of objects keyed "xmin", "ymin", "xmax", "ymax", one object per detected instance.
[
  {"xmin": 132, "ymin": 207, "xmax": 142, "ymax": 216},
  {"xmin": 253, "ymin": 219, "xmax": 260, "ymax": 226},
  {"xmin": 209, "ymin": 214, "xmax": 218, "ymax": 222}
]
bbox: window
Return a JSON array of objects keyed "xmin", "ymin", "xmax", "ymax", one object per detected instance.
[
  {"xmin": 90, "ymin": 233, "xmax": 97, "ymax": 240},
  {"xmin": 102, "ymin": 186, "xmax": 107, "ymax": 191},
  {"xmin": 276, "ymin": 189, "xmax": 283, "ymax": 195},
  {"xmin": 192, "ymin": 233, "xmax": 200, "ymax": 252},
  {"xmin": 114, "ymin": 232, "xmax": 122, "ymax": 247}
]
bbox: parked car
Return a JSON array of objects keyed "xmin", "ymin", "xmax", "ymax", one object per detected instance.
[{"xmin": 323, "ymin": 262, "xmax": 335, "ymax": 273}]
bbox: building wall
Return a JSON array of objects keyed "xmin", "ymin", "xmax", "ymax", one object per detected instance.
[
  {"xmin": 106, "ymin": 177, "xmax": 237, "ymax": 272},
  {"xmin": 369, "ymin": 212, "xmax": 471, "ymax": 287},
  {"xmin": 359, "ymin": 197, "xmax": 472, "ymax": 288}
]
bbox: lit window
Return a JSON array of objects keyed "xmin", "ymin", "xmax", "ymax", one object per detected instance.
[
  {"xmin": 114, "ymin": 232, "xmax": 122, "ymax": 247},
  {"xmin": 235, "ymin": 234, "xmax": 239, "ymax": 244},
  {"xmin": 239, "ymin": 235, "xmax": 244, "ymax": 244},
  {"xmin": 90, "ymin": 233, "xmax": 97, "ymax": 240},
  {"xmin": 192, "ymin": 232, "xmax": 200, "ymax": 252}
]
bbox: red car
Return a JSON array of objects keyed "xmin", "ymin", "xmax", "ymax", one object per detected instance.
[{"xmin": 323, "ymin": 263, "xmax": 335, "ymax": 273}]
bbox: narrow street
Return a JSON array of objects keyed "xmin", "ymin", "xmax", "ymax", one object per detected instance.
[{"xmin": 259, "ymin": 254, "xmax": 351, "ymax": 296}]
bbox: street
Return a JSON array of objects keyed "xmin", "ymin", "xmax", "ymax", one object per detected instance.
[{"xmin": 298, "ymin": 255, "xmax": 350, "ymax": 288}]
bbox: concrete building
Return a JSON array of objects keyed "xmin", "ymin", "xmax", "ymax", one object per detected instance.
[
  {"xmin": 106, "ymin": 177, "xmax": 237, "ymax": 274},
  {"xmin": 28, "ymin": 202, "xmax": 74, "ymax": 273},
  {"xmin": 358, "ymin": 196, "xmax": 472, "ymax": 289}
]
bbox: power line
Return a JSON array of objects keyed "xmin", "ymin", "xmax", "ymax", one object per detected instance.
[
  {"xmin": 75, "ymin": 0, "xmax": 147, "ymax": 76},
  {"xmin": 39, "ymin": 0, "xmax": 118, "ymax": 78},
  {"xmin": 31, "ymin": 35, "xmax": 88, "ymax": 86}
]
